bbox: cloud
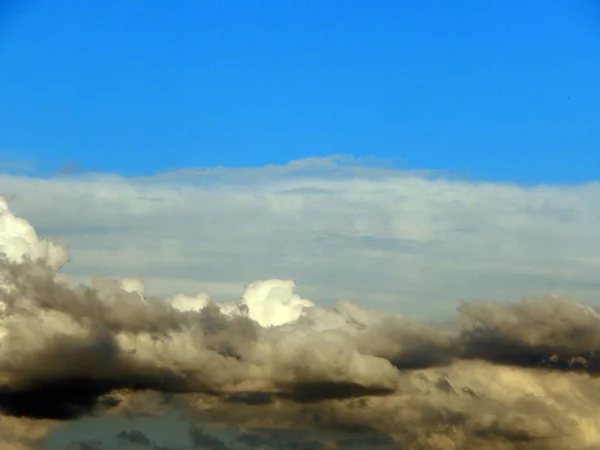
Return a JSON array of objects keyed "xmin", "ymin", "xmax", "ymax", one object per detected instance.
[
  {"xmin": 1, "ymin": 158, "xmax": 600, "ymax": 449},
  {"xmin": 66, "ymin": 439, "xmax": 104, "ymax": 450},
  {"xmin": 234, "ymin": 427, "xmax": 394, "ymax": 449},
  {"xmin": 189, "ymin": 425, "xmax": 231, "ymax": 450},
  {"xmin": 116, "ymin": 430, "xmax": 150, "ymax": 446},
  {"xmin": 1, "ymin": 156, "xmax": 600, "ymax": 319},
  {"xmin": 0, "ymin": 415, "xmax": 57, "ymax": 450}
]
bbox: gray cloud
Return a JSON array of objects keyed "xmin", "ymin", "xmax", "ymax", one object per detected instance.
[
  {"xmin": 66, "ymin": 439, "xmax": 104, "ymax": 450},
  {"xmin": 116, "ymin": 430, "xmax": 151, "ymax": 446},
  {"xmin": 1, "ymin": 157, "xmax": 600, "ymax": 319},
  {"xmin": 189, "ymin": 426, "xmax": 230, "ymax": 450}
]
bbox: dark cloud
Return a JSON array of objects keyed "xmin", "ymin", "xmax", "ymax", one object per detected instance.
[
  {"xmin": 66, "ymin": 438, "xmax": 104, "ymax": 450},
  {"xmin": 116, "ymin": 430, "xmax": 151, "ymax": 446},
  {"xmin": 222, "ymin": 382, "xmax": 394, "ymax": 406},
  {"xmin": 189, "ymin": 426, "xmax": 230, "ymax": 450},
  {"xmin": 151, "ymin": 445, "xmax": 177, "ymax": 450},
  {"xmin": 276, "ymin": 381, "xmax": 394, "ymax": 403},
  {"xmin": 236, "ymin": 429, "xmax": 330, "ymax": 450},
  {"xmin": 0, "ymin": 324, "xmax": 195, "ymax": 419},
  {"xmin": 235, "ymin": 428, "xmax": 395, "ymax": 450},
  {"xmin": 457, "ymin": 298, "xmax": 600, "ymax": 372}
]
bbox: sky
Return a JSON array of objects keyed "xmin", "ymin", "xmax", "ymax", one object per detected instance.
[
  {"xmin": 1, "ymin": 0, "xmax": 600, "ymax": 182},
  {"xmin": 2, "ymin": 1, "xmax": 600, "ymax": 450}
]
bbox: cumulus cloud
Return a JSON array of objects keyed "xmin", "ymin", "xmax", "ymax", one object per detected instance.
[{"xmin": 1, "ymin": 159, "xmax": 600, "ymax": 449}]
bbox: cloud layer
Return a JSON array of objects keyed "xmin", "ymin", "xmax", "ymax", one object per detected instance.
[
  {"xmin": 2, "ymin": 157, "xmax": 600, "ymax": 319},
  {"xmin": 1, "ymin": 160, "xmax": 600, "ymax": 449}
]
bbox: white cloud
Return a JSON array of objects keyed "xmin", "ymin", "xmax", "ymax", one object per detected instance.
[{"xmin": 2, "ymin": 156, "xmax": 600, "ymax": 318}]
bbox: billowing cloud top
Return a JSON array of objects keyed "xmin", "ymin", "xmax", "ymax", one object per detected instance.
[{"xmin": 0, "ymin": 197, "xmax": 68, "ymax": 270}]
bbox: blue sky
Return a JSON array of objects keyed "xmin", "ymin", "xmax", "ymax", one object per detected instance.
[{"xmin": 1, "ymin": 0, "xmax": 599, "ymax": 182}]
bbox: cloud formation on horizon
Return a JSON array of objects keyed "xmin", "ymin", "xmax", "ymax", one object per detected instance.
[
  {"xmin": 2, "ymin": 156, "xmax": 600, "ymax": 319},
  {"xmin": 1, "ymin": 160, "xmax": 600, "ymax": 448}
]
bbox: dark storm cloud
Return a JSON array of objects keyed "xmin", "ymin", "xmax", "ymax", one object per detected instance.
[{"xmin": 2, "ymin": 256, "xmax": 600, "ymax": 449}]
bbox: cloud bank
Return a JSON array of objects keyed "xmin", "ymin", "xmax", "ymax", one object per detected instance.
[
  {"xmin": 2, "ymin": 156, "xmax": 600, "ymax": 319},
  {"xmin": 0, "ymin": 158, "xmax": 600, "ymax": 449}
]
